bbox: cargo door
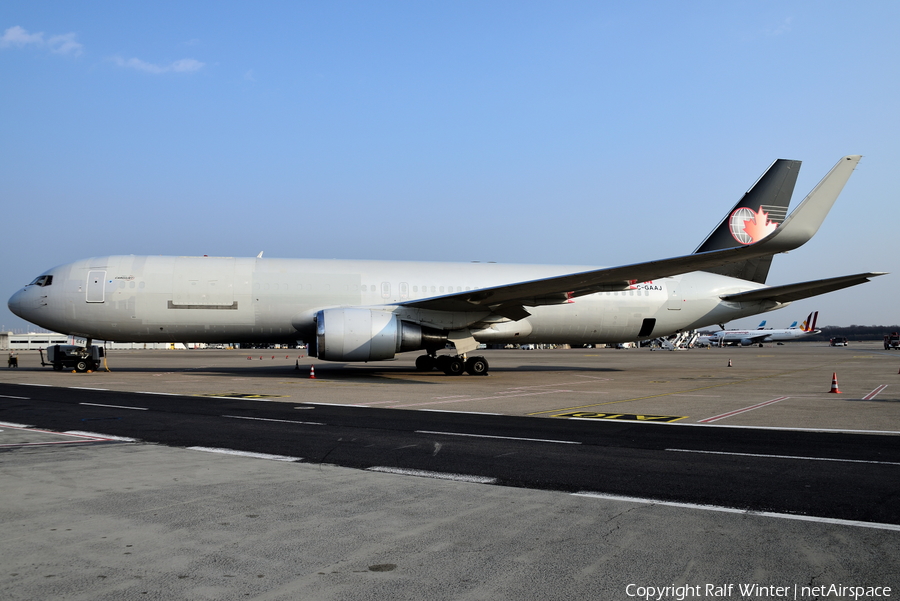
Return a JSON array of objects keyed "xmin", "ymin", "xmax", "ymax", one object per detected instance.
[
  {"xmin": 172, "ymin": 258, "xmax": 235, "ymax": 307},
  {"xmin": 86, "ymin": 271, "xmax": 106, "ymax": 303}
]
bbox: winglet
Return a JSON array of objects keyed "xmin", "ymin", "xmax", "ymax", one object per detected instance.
[{"xmin": 755, "ymin": 156, "xmax": 861, "ymax": 253}]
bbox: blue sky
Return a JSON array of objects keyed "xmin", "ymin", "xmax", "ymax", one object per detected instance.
[{"xmin": 2, "ymin": 1, "xmax": 898, "ymax": 332}]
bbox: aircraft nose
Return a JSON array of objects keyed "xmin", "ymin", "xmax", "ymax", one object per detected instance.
[{"xmin": 8, "ymin": 288, "xmax": 28, "ymax": 319}]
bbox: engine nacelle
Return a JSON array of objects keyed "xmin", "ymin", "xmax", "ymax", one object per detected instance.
[
  {"xmin": 740, "ymin": 338, "xmax": 753, "ymax": 346},
  {"xmin": 315, "ymin": 308, "xmax": 446, "ymax": 361}
]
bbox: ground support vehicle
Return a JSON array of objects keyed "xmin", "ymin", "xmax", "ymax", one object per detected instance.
[{"xmin": 39, "ymin": 345, "xmax": 105, "ymax": 372}]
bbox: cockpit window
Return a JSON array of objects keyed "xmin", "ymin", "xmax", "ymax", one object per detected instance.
[{"xmin": 28, "ymin": 275, "xmax": 53, "ymax": 287}]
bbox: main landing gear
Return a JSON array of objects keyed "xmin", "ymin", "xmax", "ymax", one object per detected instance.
[{"xmin": 415, "ymin": 354, "xmax": 489, "ymax": 376}]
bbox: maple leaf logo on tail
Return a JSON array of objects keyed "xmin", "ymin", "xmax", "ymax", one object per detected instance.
[{"xmin": 729, "ymin": 206, "xmax": 779, "ymax": 245}]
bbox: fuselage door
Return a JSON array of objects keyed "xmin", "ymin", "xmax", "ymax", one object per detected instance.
[
  {"xmin": 665, "ymin": 279, "xmax": 681, "ymax": 311},
  {"xmin": 86, "ymin": 270, "xmax": 106, "ymax": 303}
]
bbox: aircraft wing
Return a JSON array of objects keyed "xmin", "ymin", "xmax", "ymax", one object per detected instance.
[
  {"xmin": 402, "ymin": 155, "xmax": 863, "ymax": 317},
  {"xmin": 720, "ymin": 272, "xmax": 887, "ymax": 304}
]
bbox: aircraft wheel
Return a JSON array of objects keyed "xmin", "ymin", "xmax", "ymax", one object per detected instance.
[
  {"xmin": 52, "ymin": 363, "xmax": 63, "ymax": 371},
  {"xmin": 415, "ymin": 355, "xmax": 435, "ymax": 371},
  {"xmin": 465, "ymin": 356, "xmax": 489, "ymax": 376},
  {"xmin": 442, "ymin": 357, "xmax": 465, "ymax": 376},
  {"xmin": 75, "ymin": 360, "xmax": 88, "ymax": 373}
]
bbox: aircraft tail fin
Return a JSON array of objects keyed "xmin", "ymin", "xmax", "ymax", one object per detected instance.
[
  {"xmin": 801, "ymin": 311, "xmax": 819, "ymax": 332},
  {"xmin": 694, "ymin": 159, "xmax": 801, "ymax": 284},
  {"xmin": 757, "ymin": 319, "xmax": 767, "ymax": 328},
  {"xmin": 787, "ymin": 320, "xmax": 798, "ymax": 329}
]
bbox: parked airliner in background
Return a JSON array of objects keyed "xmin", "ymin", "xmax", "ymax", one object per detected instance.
[
  {"xmin": 8, "ymin": 156, "xmax": 885, "ymax": 375},
  {"xmin": 707, "ymin": 311, "xmax": 820, "ymax": 347}
]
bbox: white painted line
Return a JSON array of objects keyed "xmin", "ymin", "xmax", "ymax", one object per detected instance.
[
  {"xmin": 187, "ymin": 446, "xmax": 302, "ymax": 462},
  {"xmin": 862, "ymin": 385, "xmax": 888, "ymax": 401},
  {"xmin": 0, "ymin": 394, "xmax": 30, "ymax": 400},
  {"xmin": 572, "ymin": 491, "xmax": 900, "ymax": 532},
  {"xmin": 64, "ymin": 431, "xmax": 139, "ymax": 442},
  {"xmin": 300, "ymin": 402, "xmax": 366, "ymax": 407},
  {"xmin": 80, "ymin": 402, "xmax": 148, "ymax": 411},
  {"xmin": 666, "ymin": 448, "xmax": 900, "ymax": 466},
  {"xmin": 420, "ymin": 410, "xmax": 502, "ymax": 415},
  {"xmin": 416, "ymin": 430, "xmax": 581, "ymax": 445},
  {"xmin": 222, "ymin": 415, "xmax": 324, "ymax": 426},
  {"xmin": 394, "ymin": 389, "xmax": 574, "ymax": 409},
  {"xmin": 69, "ymin": 386, "xmax": 109, "ymax": 391},
  {"xmin": 572, "ymin": 418, "xmax": 900, "ymax": 436},
  {"xmin": 0, "ymin": 421, "xmax": 34, "ymax": 428},
  {"xmin": 134, "ymin": 391, "xmax": 181, "ymax": 396},
  {"xmin": 699, "ymin": 396, "xmax": 788, "ymax": 423},
  {"xmin": 16, "ymin": 383, "xmax": 53, "ymax": 387},
  {"xmin": 367, "ymin": 466, "xmax": 497, "ymax": 484}
]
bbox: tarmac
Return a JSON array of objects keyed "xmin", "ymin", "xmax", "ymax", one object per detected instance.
[{"xmin": 1, "ymin": 343, "xmax": 898, "ymax": 599}]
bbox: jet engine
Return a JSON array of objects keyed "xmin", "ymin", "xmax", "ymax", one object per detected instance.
[{"xmin": 315, "ymin": 308, "xmax": 446, "ymax": 361}]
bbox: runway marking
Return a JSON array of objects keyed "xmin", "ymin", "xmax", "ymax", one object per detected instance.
[
  {"xmin": 393, "ymin": 389, "xmax": 573, "ymax": 408},
  {"xmin": 368, "ymin": 466, "xmax": 497, "ymax": 484},
  {"xmin": 80, "ymin": 402, "xmax": 148, "ymax": 411},
  {"xmin": 64, "ymin": 431, "xmax": 139, "ymax": 442},
  {"xmin": 135, "ymin": 391, "xmax": 182, "ymax": 396},
  {"xmin": 15, "ymin": 383, "xmax": 52, "ymax": 387},
  {"xmin": 222, "ymin": 415, "xmax": 324, "ymax": 426},
  {"xmin": 572, "ymin": 492, "xmax": 900, "ymax": 532},
  {"xmin": 69, "ymin": 387, "xmax": 109, "ymax": 391},
  {"xmin": 421, "ymin": 410, "xmax": 502, "ymax": 415},
  {"xmin": 699, "ymin": 397, "xmax": 789, "ymax": 423},
  {"xmin": 862, "ymin": 385, "xmax": 888, "ymax": 400},
  {"xmin": 301, "ymin": 402, "xmax": 367, "ymax": 407},
  {"xmin": 555, "ymin": 412, "xmax": 686, "ymax": 423},
  {"xmin": 416, "ymin": 430, "xmax": 581, "ymax": 445},
  {"xmin": 196, "ymin": 393, "xmax": 288, "ymax": 399},
  {"xmin": 528, "ymin": 366, "xmax": 814, "ymax": 415},
  {"xmin": 0, "ymin": 394, "xmax": 30, "ymax": 400},
  {"xmin": 188, "ymin": 446, "xmax": 302, "ymax": 462},
  {"xmin": 355, "ymin": 400, "xmax": 407, "ymax": 406},
  {"xmin": 0, "ymin": 424, "xmax": 126, "ymax": 447},
  {"xmin": 666, "ymin": 448, "xmax": 900, "ymax": 466}
]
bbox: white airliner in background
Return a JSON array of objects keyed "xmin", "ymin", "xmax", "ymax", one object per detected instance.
[
  {"xmin": 705, "ymin": 311, "xmax": 820, "ymax": 347},
  {"xmin": 8, "ymin": 156, "xmax": 885, "ymax": 375}
]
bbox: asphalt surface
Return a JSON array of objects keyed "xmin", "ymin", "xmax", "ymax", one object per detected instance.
[
  {"xmin": 2, "ymin": 381, "xmax": 898, "ymax": 524},
  {"xmin": 2, "ymin": 345, "xmax": 898, "ymax": 600}
]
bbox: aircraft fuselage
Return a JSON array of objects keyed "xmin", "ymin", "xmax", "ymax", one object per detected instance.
[{"xmin": 9, "ymin": 255, "xmax": 778, "ymax": 349}]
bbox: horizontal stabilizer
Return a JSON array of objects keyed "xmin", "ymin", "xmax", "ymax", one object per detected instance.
[{"xmin": 720, "ymin": 273, "xmax": 887, "ymax": 304}]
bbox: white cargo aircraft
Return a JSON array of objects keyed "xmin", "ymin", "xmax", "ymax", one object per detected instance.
[
  {"xmin": 8, "ymin": 156, "xmax": 885, "ymax": 375},
  {"xmin": 709, "ymin": 311, "xmax": 820, "ymax": 347}
]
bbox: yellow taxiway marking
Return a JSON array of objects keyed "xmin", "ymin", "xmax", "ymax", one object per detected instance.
[{"xmin": 553, "ymin": 411, "xmax": 686, "ymax": 422}]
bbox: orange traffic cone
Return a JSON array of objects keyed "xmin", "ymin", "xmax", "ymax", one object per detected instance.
[
  {"xmin": 829, "ymin": 372, "xmax": 841, "ymax": 394},
  {"xmin": 310, "ymin": 365, "xmax": 316, "ymax": 379},
  {"xmin": 247, "ymin": 356, "xmax": 251, "ymax": 360},
  {"xmin": 727, "ymin": 359, "xmax": 732, "ymax": 367}
]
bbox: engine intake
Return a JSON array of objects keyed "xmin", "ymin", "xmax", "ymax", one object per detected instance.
[{"xmin": 316, "ymin": 308, "xmax": 446, "ymax": 361}]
